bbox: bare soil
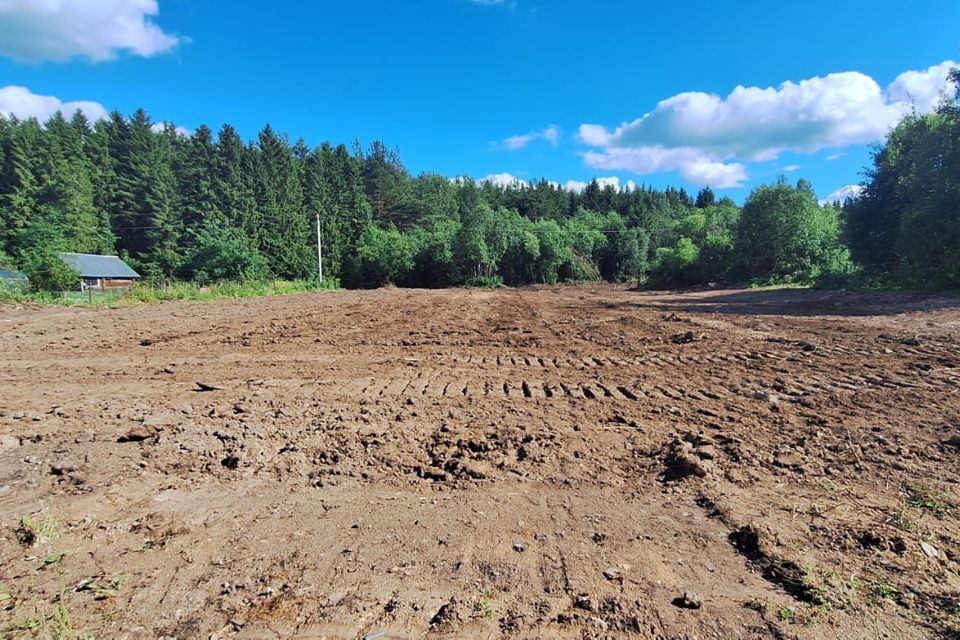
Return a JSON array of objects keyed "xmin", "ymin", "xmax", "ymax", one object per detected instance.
[{"xmin": 1, "ymin": 285, "xmax": 959, "ymax": 639}]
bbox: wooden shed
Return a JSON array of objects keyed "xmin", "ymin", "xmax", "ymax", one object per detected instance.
[{"xmin": 57, "ymin": 253, "xmax": 142, "ymax": 291}]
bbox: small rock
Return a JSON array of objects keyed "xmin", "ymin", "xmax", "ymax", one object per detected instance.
[
  {"xmin": 664, "ymin": 449, "xmax": 709, "ymax": 481},
  {"xmin": 513, "ymin": 543, "xmax": 525, "ymax": 553},
  {"xmin": 753, "ymin": 390, "xmax": 780, "ymax": 404},
  {"xmin": 694, "ymin": 445, "xmax": 717, "ymax": 460},
  {"xmin": 673, "ymin": 592, "xmax": 703, "ymax": 609},
  {"xmin": 942, "ymin": 435, "xmax": 960, "ymax": 448},
  {"xmin": 0, "ymin": 435, "xmax": 20, "ymax": 450},
  {"xmin": 587, "ymin": 616, "xmax": 609, "ymax": 630},
  {"xmin": 602, "ymin": 567, "xmax": 621, "ymax": 581},
  {"xmin": 774, "ymin": 453, "xmax": 805, "ymax": 469},
  {"xmin": 50, "ymin": 460, "xmax": 76, "ymax": 476},
  {"xmin": 920, "ymin": 541, "xmax": 939, "ymax": 558},
  {"xmin": 573, "ymin": 593, "xmax": 593, "ymax": 611},
  {"xmin": 117, "ymin": 425, "xmax": 155, "ymax": 443}
]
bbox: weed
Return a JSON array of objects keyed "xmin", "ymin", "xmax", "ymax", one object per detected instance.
[
  {"xmin": 903, "ymin": 484, "xmax": 956, "ymax": 516},
  {"xmin": 136, "ymin": 533, "xmax": 172, "ymax": 553},
  {"xmin": 778, "ymin": 606, "xmax": 796, "ymax": 622},
  {"xmin": 846, "ymin": 576, "xmax": 864, "ymax": 595},
  {"xmin": 52, "ymin": 583, "xmax": 72, "ymax": 640},
  {"xmin": 473, "ymin": 597, "xmax": 495, "ymax": 619},
  {"xmin": 871, "ymin": 582, "xmax": 897, "ymax": 599},
  {"xmin": 44, "ymin": 552, "xmax": 65, "ymax": 566},
  {"xmin": 77, "ymin": 575, "xmax": 127, "ymax": 600},
  {"xmin": 18, "ymin": 506, "xmax": 60, "ymax": 546},
  {"xmin": 0, "ymin": 278, "xmax": 340, "ymax": 308},
  {"xmin": 464, "ymin": 275, "xmax": 503, "ymax": 289},
  {"xmin": 888, "ymin": 509, "xmax": 919, "ymax": 533}
]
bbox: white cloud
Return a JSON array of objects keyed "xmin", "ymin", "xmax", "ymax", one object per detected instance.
[
  {"xmin": 0, "ymin": 0, "xmax": 181, "ymax": 63},
  {"xmin": 470, "ymin": 173, "xmax": 639, "ymax": 193},
  {"xmin": 151, "ymin": 121, "xmax": 191, "ymax": 137},
  {"xmin": 477, "ymin": 172, "xmax": 527, "ymax": 187},
  {"xmin": 819, "ymin": 184, "xmax": 864, "ymax": 206},
  {"xmin": 888, "ymin": 60, "xmax": 957, "ymax": 113},
  {"xmin": 540, "ymin": 125, "xmax": 559, "ymax": 145},
  {"xmin": 494, "ymin": 125, "xmax": 560, "ymax": 151},
  {"xmin": 825, "ymin": 152, "xmax": 845, "ymax": 161},
  {"xmin": 0, "ymin": 85, "xmax": 107, "ymax": 122},
  {"xmin": 562, "ymin": 176, "xmax": 630, "ymax": 192},
  {"xmin": 583, "ymin": 146, "xmax": 748, "ymax": 188},
  {"xmin": 784, "ymin": 164, "xmax": 800, "ymax": 172},
  {"xmin": 578, "ymin": 60, "xmax": 958, "ymax": 187}
]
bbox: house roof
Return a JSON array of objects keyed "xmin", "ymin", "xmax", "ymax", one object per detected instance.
[
  {"xmin": 0, "ymin": 269, "xmax": 27, "ymax": 280},
  {"xmin": 57, "ymin": 253, "xmax": 141, "ymax": 279}
]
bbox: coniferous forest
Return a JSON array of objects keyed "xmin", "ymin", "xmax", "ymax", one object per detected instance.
[{"xmin": 1, "ymin": 68, "xmax": 957, "ymax": 292}]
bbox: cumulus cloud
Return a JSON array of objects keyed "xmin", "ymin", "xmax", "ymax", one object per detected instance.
[
  {"xmin": 888, "ymin": 60, "xmax": 957, "ymax": 113},
  {"xmin": 583, "ymin": 146, "xmax": 748, "ymax": 188},
  {"xmin": 151, "ymin": 122, "xmax": 192, "ymax": 137},
  {"xmin": 477, "ymin": 172, "xmax": 527, "ymax": 187},
  {"xmin": 0, "ymin": 85, "xmax": 107, "ymax": 122},
  {"xmin": 0, "ymin": 0, "xmax": 181, "ymax": 63},
  {"xmin": 578, "ymin": 60, "xmax": 958, "ymax": 187},
  {"xmin": 468, "ymin": 173, "xmax": 639, "ymax": 193},
  {"xmin": 819, "ymin": 184, "xmax": 864, "ymax": 206},
  {"xmin": 561, "ymin": 176, "xmax": 636, "ymax": 193},
  {"xmin": 494, "ymin": 125, "xmax": 560, "ymax": 151}
]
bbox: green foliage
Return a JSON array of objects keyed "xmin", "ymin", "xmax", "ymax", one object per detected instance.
[
  {"xmin": 181, "ymin": 220, "xmax": 267, "ymax": 284},
  {"xmin": 735, "ymin": 181, "xmax": 851, "ymax": 283},
  {"xmin": 404, "ymin": 219, "xmax": 459, "ymax": 288},
  {"xmin": 654, "ymin": 236, "xmax": 700, "ymax": 283},
  {"xmin": 13, "ymin": 219, "xmax": 80, "ymax": 291},
  {"xmin": 843, "ymin": 68, "xmax": 960, "ymax": 288},
  {"xmin": 345, "ymin": 223, "xmax": 415, "ymax": 288},
  {"xmin": 1, "ymin": 102, "xmax": 922, "ymax": 294},
  {"xmin": 464, "ymin": 275, "xmax": 503, "ymax": 288}
]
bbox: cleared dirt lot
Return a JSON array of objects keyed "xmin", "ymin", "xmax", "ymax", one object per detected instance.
[{"xmin": 1, "ymin": 285, "xmax": 959, "ymax": 639}]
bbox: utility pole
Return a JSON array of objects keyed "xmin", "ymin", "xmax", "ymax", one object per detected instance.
[{"xmin": 315, "ymin": 212, "xmax": 323, "ymax": 282}]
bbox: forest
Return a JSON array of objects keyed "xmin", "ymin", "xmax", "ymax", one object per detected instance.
[{"xmin": 0, "ymin": 67, "xmax": 957, "ymax": 292}]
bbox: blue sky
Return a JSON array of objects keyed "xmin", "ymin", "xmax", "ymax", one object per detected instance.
[{"xmin": 0, "ymin": 0, "xmax": 958, "ymax": 203}]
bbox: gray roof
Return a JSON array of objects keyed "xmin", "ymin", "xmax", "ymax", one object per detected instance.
[
  {"xmin": 58, "ymin": 253, "xmax": 141, "ymax": 279},
  {"xmin": 0, "ymin": 269, "xmax": 27, "ymax": 280}
]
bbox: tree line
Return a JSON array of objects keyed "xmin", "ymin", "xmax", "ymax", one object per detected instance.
[{"xmin": 0, "ymin": 70, "xmax": 957, "ymax": 291}]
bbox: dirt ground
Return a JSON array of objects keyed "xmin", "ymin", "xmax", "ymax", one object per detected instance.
[{"xmin": 1, "ymin": 285, "xmax": 959, "ymax": 640}]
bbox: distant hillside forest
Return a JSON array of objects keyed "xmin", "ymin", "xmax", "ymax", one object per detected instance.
[{"xmin": 0, "ymin": 69, "xmax": 957, "ymax": 291}]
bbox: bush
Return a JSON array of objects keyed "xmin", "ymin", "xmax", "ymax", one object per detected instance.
[
  {"xmin": 463, "ymin": 275, "xmax": 503, "ymax": 288},
  {"xmin": 181, "ymin": 221, "xmax": 268, "ymax": 284},
  {"xmin": 344, "ymin": 224, "xmax": 415, "ymax": 288}
]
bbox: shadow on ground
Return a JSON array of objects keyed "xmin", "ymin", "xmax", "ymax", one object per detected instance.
[{"xmin": 613, "ymin": 287, "xmax": 960, "ymax": 318}]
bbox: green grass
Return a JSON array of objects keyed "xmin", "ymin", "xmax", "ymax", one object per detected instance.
[
  {"xmin": 463, "ymin": 275, "xmax": 504, "ymax": 289},
  {"xmin": 19, "ymin": 506, "xmax": 59, "ymax": 547},
  {"xmin": 0, "ymin": 278, "xmax": 339, "ymax": 308},
  {"xmin": 870, "ymin": 582, "xmax": 897, "ymax": 600},
  {"xmin": 903, "ymin": 484, "xmax": 956, "ymax": 517},
  {"xmin": 473, "ymin": 597, "xmax": 495, "ymax": 619}
]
